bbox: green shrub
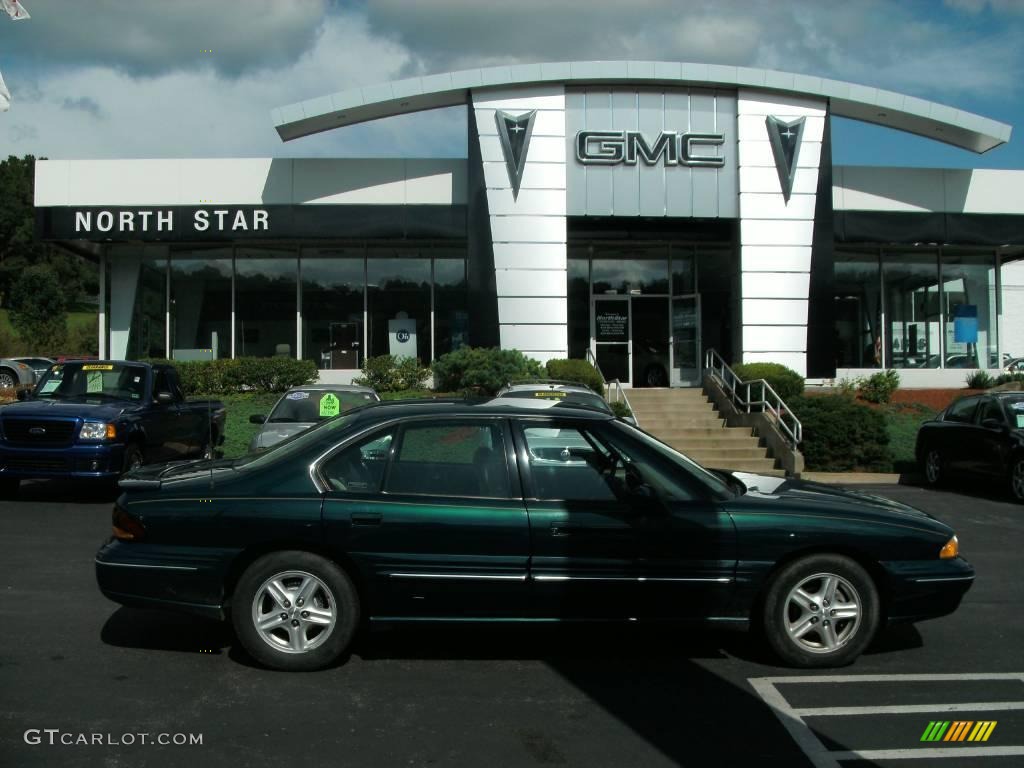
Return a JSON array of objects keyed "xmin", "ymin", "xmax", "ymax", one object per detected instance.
[
  {"xmin": 731, "ymin": 362, "xmax": 805, "ymax": 401},
  {"xmin": 353, "ymin": 355, "xmax": 431, "ymax": 392},
  {"xmin": 142, "ymin": 357, "xmax": 317, "ymax": 396},
  {"xmin": 432, "ymin": 347, "xmax": 544, "ymax": 395},
  {"xmin": 609, "ymin": 400, "xmax": 633, "ymax": 419},
  {"xmin": 791, "ymin": 394, "xmax": 892, "ymax": 472},
  {"xmin": 994, "ymin": 372, "xmax": 1024, "ymax": 387},
  {"xmin": 966, "ymin": 370, "xmax": 995, "ymax": 389},
  {"xmin": 9, "ymin": 265, "xmax": 68, "ymax": 353},
  {"xmin": 544, "ymin": 358, "xmax": 604, "ymax": 396},
  {"xmin": 857, "ymin": 369, "xmax": 900, "ymax": 403}
]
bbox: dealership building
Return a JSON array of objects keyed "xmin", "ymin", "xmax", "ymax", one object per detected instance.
[{"xmin": 33, "ymin": 61, "xmax": 1024, "ymax": 386}]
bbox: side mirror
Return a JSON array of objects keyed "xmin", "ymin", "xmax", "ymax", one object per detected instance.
[
  {"xmin": 16, "ymin": 389, "xmax": 28, "ymax": 401},
  {"xmin": 981, "ymin": 418, "xmax": 1005, "ymax": 431},
  {"xmin": 155, "ymin": 391, "xmax": 174, "ymax": 405},
  {"xmin": 249, "ymin": 414, "xmax": 267, "ymax": 424}
]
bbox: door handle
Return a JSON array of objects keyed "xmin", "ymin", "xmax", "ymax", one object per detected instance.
[{"xmin": 351, "ymin": 512, "xmax": 383, "ymax": 526}]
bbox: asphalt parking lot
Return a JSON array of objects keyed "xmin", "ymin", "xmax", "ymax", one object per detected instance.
[{"xmin": 1, "ymin": 479, "xmax": 1021, "ymax": 767}]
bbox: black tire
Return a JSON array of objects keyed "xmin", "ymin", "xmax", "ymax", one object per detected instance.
[
  {"xmin": 0, "ymin": 367, "xmax": 17, "ymax": 390},
  {"xmin": 762, "ymin": 554, "xmax": 880, "ymax": 668},
  {"xmin": 231, "ymin": 551, "xmax": 359, "ymax": 671},
  {"xmin": 121, "ymin": 443, "xmax": 144, "ymax": 476},
  {"xmin": 0, "ymin": 478, "xmax": 19, "ymax": 499},
  {"xmin": 1010, "ymin": 455, "xmax": 1024, "ymax": 504},
  {"xmin": 922, "ymin": 447, "xmax": 945, "ymax": 487},
  {"xmin": 643, "ymin": 364, "xmax": 668, "ymax": 387}
]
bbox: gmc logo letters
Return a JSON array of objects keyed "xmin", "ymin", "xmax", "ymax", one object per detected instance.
[{"xmin": 576, "ymin": 130, "xmax": 725, "ymax": 167}]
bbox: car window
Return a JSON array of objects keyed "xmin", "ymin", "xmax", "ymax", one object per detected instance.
[
  {"xmin": 499, "ymin": 390, "xmax": 611, "ymax": 413},
  {"xmin": 35, "ymin": 362, "xmax": 147, "ymax": 401},
  {"xmin": 320, "ymin": 429, "xmax": 395, "ymax": 493},
  {"xmin": 1003, "ymin": 396, "xmax": 1024, "ymax": 429},
  {"xmin": 384, "ymin": 421, "xmax": 510, "ymax": 498},
  {"xmin": 945, "ymin": 396, "xmax": 980, "ymax": 423},
  {"xmin": 521, "ymin": 424, "xmax": 623, "ymax": 501},
  {"xmin": 978, "ymin": 398, "xmax": 1005, "ymax": 425},
  {"xmin": 269, "ymin": 390, "xmax": 378, "ymax": 423}
]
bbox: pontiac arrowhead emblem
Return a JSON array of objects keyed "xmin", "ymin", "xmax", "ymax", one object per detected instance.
[
  {"xmin": 765, "ymin": 116, "xmax": 805, "ymax": 203},
  {"xmin": 495, "ymin": 109, "xmax": 536, "ymax": 200}
]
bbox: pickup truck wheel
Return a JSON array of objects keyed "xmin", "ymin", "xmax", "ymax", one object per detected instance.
[
  {"xmin": 0, "ymin": 367, "xmax": 17, "ymax": 389},
  {"xmin": 121, "ymin": 444, "xmax": 144, "ymax": 475},
  {"xmin": 1011, "ymin": 457, "xmax": 1024, "ymax": 503},
  {"xmin": 762, "ymin": 554, "xmax": 880, "ymax": 668},
  {"xmin": 232, "ymin": 551, "xmax": 359, "ymax": 671},
  {"xmin": 0, "ymin": 478, "xmax": 19, "ymax": 499}
]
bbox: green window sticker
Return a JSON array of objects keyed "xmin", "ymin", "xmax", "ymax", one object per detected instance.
[
  {"xmin": 86, "ymin": 372, "xmax": 104, "ymax": 393},
  {"xmin": 319, "ymin": 392, "xmax": 341, "ymax": 418}
]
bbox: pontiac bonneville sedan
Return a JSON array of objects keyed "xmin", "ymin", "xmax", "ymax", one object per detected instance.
[{"xmin": 96, "ymin": 399, "xmax": 973, "ymax": 671}]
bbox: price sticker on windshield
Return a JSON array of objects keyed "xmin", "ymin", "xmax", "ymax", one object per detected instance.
[
  {"xmin": 82, "ymin": 364, "xmax": 114, "ymax": 371},
  {"xmin": 86, "ymin": 372, "xmax": 104, "ymax": 393},
  {"xmin": 319, "ymin": 392, "xmax": 341, "ymax": 418}
]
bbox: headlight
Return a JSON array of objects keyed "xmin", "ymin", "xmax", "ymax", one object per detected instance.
[
  {"xmin": 939, "ymin": 535, "xmax": 959, "ymax": 559},
  {"xmin": 80, "ymin": 422, "xmax": 117, "ymax": 441}
]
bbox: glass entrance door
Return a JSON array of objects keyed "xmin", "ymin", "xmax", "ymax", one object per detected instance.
[
  {"xmin": 593, "ymin": 296, "xmax": 630, "ymax": 385},
  {"xmin": 671, "ymin": 295, "xmax": 701, "ymax": 386}
]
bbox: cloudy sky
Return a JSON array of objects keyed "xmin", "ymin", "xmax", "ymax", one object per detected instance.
[{"xmin": 1, "ymin": 0, "xmax": 1023, "ymax": 167}]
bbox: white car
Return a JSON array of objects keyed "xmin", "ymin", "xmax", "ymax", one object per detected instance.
[
  {"xmin": 248, "ymin": 385, "xmax": 381, "ymax": 451},
  {"xmin": 0, "ymin": 358, "xmax": 36, "ymax": 389}
]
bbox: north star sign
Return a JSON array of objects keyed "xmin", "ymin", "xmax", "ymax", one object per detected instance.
[
  {"xmin": 575, "ymin": 130, "xmax": 725, "ymax": 167},
  {"xmin": 73, "ymin": 208, "xmax": 270, "ymax": 234}
]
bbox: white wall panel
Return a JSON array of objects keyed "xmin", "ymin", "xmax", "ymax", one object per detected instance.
[
  {"xmin": 741, "ymin": 246, "xmax": 813, "ymax": 273},
  {"xmin": 487, "ymin": 188, "xmax": 567, "ymax": 216},
  {"xmin": 742, "ymin": 299, "xmax": 809, "ymax": 325},
  {"xmin": 741, "ymin": 272, "xmax": 811, "ymax": 299},
  {"xmin": 740, "ymin": 219, "xmax": 815, "ymax": 246},
  {"xmin": 479, "ymin": 135, "xmax": 566, "ymax": 164},
  {"xmin": 489, "ymin": 215, "xmax": 566, "ymax": 243},
  {"xmin": 65, "ymin": 160, "xmax": 184, "ymax": 205},
  {"xmin": 474, "ymin": 108, "xmax": 565, "ymax": 137},
  {"xmin": 738, "ymin": 114, "xmax": 825, "ymax": 142},
  {"xmin": 743, "ymin": 325, "xmax": 808, "ymax": 351},
  {"xmin": 500, "ymin": 324, "xmax": 568, "ymax": 351},
  {"xmin": 472, "ymin": 89, "xmax": 567, "ymax": 111},
  {"xmin": 737, "ymin": 93, "xmax": 827, "ymax": 116},
  {"xmin": 738, "ymin": 140, "xmax": 823, "ymax": 169},
  {"xmin": 492, "ymin": 243, "xmax": 567, "ymax": 270},
  {"xmin": 740, "ymin": 166, "xmax": 819, "ymax": 195},
  {"xmin": 497, "ymin": 297, "xmax": 568, "ymax": 324},
  {"xmin": 739, "ymin": 192, "xmax": 817, "ymax": 220},
  {"xmin": 496, "ymin": 269, "xmax": 567, "ymax": 297},
  {"xmin": 483, "ymin": 162, "xmax": 566, "ymax": 190},
  {"xmin": 34, "ymin": 162, "xmax": 69, "ymax": 206},
  {"xmin": 743, "ymin": 351, "xmax": 807, "ymax": 371}
]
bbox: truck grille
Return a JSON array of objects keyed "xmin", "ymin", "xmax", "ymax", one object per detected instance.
[
  {"xmin": 1, "ymin": 456, "xmax": 69, "ymax": 472},
  {"xmin": 1, "ymin": 418, "xmax": 77, "ymax": 446}
]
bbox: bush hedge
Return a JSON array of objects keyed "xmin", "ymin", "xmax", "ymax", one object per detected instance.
[
  {"xmin": 731, "ymin": 362, "xmax": 805, "ymax": 401},
  {"xmin": 431, "ymin": 347, "xmax": 544, "ymax": 395},
  {"xmin": 857, "ymin": 369, "xmax": 900, "ymax": 403},
  {"xmin": 966, "ymin": 370, "xmax": 996, "ymax": 389},
  {"xmin": 143, "ymin": 357, "xmax": 317, "ymax": 396},
  {"xmin": 544, "ymin": 358, "xmax": 604, "ymax": 396},
  {"xmin": 353, "ymin": 355, "xmax": 431, "ymax": 392},
  {"xmin": 791, "ymin": 394, "xmax": 892, "ymax": 472}
]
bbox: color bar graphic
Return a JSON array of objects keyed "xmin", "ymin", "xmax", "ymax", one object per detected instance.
[{"xmin": 921, "ymin": 721, "xmax": 997, "ymax": 743}]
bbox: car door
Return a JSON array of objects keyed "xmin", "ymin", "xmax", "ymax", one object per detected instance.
[
  {"xmin": 150, "ymin": 367, "xmax": 192, "ymax": 460},
  {"xmin": 940, "ymin": 395, "xmax": 981, "ymax": 474},
  {"xmin": 514, "ymin": 418, "xmax": 736, "ymax": 621},
  {"xmin": 974, "ymin": 397, "xmax": 1012, "ymax": 477},
  {"xmin": 320, "ymin": 417, "xmax": 531, "ymax": 619}
]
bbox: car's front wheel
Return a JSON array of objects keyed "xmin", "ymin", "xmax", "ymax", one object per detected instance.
[
  {"xmin": 1010, "ymin": 456, "xmax": 1024, "ymax": 504},
  {"xmin": 762, "ymin": 554, "xmax": 880, "ymax": 668},
  {"xmin": 231, "ymin": 551, "xmax": 359, "ymax": 671}
]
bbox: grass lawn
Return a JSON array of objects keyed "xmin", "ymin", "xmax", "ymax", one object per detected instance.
[
  {"xmin": 215, "ymin": 393, "xmax": 280, "ymax": 458},
  {"xmin": 882, "ymin": 402, "xmax": 937, "ymax": 471}
]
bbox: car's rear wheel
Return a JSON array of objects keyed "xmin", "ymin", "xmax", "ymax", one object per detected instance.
[
  {"xmin": 231, "ymin": 551, "xmax": 359, "ymax": 671},
  {"xmin": 0, "ymin": 367, "xmax": 17, "ymax": 389},
  {"xmin": 1010, "ymin": 456, "xmax": 1024, "ymax": 503},
  {"xmin": 762, "ymin": 554, "xmax": 880, "ymax": 668},
  {"xmin": 923, "ymin": 448, "xmax": 945, "ymax": 486}
]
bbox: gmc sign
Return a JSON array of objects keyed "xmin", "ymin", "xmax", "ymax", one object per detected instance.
[{"xmin": 575, "ymin": 130, "xmax": 725, "ymax": 167}]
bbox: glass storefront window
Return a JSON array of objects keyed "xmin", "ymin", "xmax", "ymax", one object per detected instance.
[
  {"xmin": 567, "ymin": 255, "xmax": 590, "ymax": 360},
  {"xmin": 170, "ymin": 247, "xmax": 231, "ymax": 359},
  {"xmin": 301, "ymin": 248, "xmax": 364, "ymax": 370},
  {"xmin": 367, "ymin": 254, "xmax": 431, "ymax": 361},
  {"xmin": 941, "ymin": 252, "xmax": 999, "ymax": 369},
  {"xmin": 592, "ymin": 245, "xmax": 669, "ymax": 295},
  {"xmin": 235, "ymin": 247, "xmax": 297, "ymax": 358},
  {"xmin": 884, "ymin": 251, "xmax": 941, "ymax": 369},
  {"xmin": 671, "ymin": 248, "xmax": 695, "ymax": 295},
  {"xmin": 834, "ymin": 250, "xmax": 881, "ymax": 369},
  {"xmin": 433, "ymin": 253, "xmax": 469, "ymax": 357}
]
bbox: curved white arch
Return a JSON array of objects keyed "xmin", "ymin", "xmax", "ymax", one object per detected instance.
[{"xmin": 272, "ymin": 60, "xmax": 1011, "ymax": 153}]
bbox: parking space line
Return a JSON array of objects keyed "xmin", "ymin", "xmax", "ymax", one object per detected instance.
[{"xmin": 749, "ymin": 673, "xmax": 1024, "ymax": 768}]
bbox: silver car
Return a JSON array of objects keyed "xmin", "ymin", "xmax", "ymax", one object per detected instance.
[
  {"xmin": 0, "ymin": 358, "xmax": 37, "ymax": 389},
  {"xmin": 248, "ymin": 385, "xmax": 380, "ymax": 451},
  {"xmin": 12, "ymin": 357, "xmax": 55, "ymax": 380}
]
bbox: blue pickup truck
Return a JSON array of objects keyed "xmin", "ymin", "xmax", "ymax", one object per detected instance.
[{"xmin": 0, "ymin": 360, "xmax": 225, "ymax": 497}]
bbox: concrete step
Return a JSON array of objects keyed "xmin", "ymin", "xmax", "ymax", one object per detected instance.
[
  {"xmin": 643, "ymin": 426, "xmax": 754, "ymax": 439},
  {"xmin": 667, "ymin": 437, "xmax": 763, "ymax": 449},
  {"xmin": 632, "ymin": 405, "xmax": 716, "ymax": 416},
  {"xmin": 700, "ymin": 458, "xmax": 781, "ymax": 473},
  {"xmin": 681, "ymin": 448, "xmax": 774, "ymax": 461}
]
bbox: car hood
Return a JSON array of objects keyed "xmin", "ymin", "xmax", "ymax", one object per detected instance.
[
  {"xmin": 0, "ymin": 398, "xmax": 138, "ymax": 421},
  {"xmin": 726, "ymin": 471, "xmax": 949, "ymax": 532},
  {"xmin": 252, "ymin": 422, "xmax": 312, "ymax": 449}
]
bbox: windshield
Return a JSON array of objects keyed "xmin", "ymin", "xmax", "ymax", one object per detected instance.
[
  {"xmin": 34, "ymin": 362, "xmax": 147, "ymax": 401},
  {"xmin": 499, "ymin": 389, "xmax": 611, "ymax": 413},
  {"xmin": 267, "ymin": 389, "xmax": 378, "ymax": 423},
  {"xmin": 1004, "ymin": 396, "xmax": 1024, "ymax": 429},
  {"xmin": 609, "ymin": 420, "xmax": 736, "ymax": 500},
  {"xmin": 236, "ymin": 412, "xmax": 359, "ymax": 469}
]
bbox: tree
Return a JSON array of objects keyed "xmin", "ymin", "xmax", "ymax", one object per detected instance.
[{"xmin": 9, "ymin": 264, "xmax": 68, "ymax": 353}]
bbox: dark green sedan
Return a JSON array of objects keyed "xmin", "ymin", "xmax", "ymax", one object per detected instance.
[{"xmin": 96, "ymin": 398, "xmax": 973, "ymax": 671}]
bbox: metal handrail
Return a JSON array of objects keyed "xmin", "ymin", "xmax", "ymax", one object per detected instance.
[
  {"xmin": 703, "ymin": 349, "xmax": 802, "ymax": 447},
  {"xmin": 586, "ymin": 349, "xmax": 637, "ymax": 425}
]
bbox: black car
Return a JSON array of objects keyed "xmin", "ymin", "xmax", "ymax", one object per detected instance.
[
  {"xmin": 97, "ymin": 398, "xmax": 972, "ymax": 672},
  {"xmin": 916, "ymin": 391, "xmax": 1024, "ymax": 501}
]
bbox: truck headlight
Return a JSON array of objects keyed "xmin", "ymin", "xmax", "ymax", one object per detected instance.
[{"xmin": 80, "ymin": 422, "xmax": 117, "ymax": 441}]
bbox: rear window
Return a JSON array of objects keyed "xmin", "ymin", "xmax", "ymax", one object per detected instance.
[
  {"xmin": 268, "ymin": 390, "xmax": 378, "ymax": 423},
  {"xmin": 499, "ymin": 390, "xmax": 610, "ymax": 413},
  {"xmin": 944, "ymin": 396, "xmax": 979, "ymax": 424}
]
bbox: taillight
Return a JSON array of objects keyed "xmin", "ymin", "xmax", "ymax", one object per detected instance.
[{"xmin": 112, "ymin": 506, "xmax": 145, "ymax": 541}]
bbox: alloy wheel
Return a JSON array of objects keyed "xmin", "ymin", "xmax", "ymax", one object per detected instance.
[
  {"xmin": 1012, "ymin": 460, "xmax": 1024, "ymax": 501},
  {"xmin": 251, "ymin": 570, "xmax": 337, "ymax": 654},
  {"xmin": 783, "ymin": 572, "xmax": 862, "ymax": 655},
  {"xmin": 925, "ymin": 449, "xmax": 942, "ymax": 484},
  {"xmin": 0, "ymin": 372, "xmax": 15, "ymax": 388}
]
